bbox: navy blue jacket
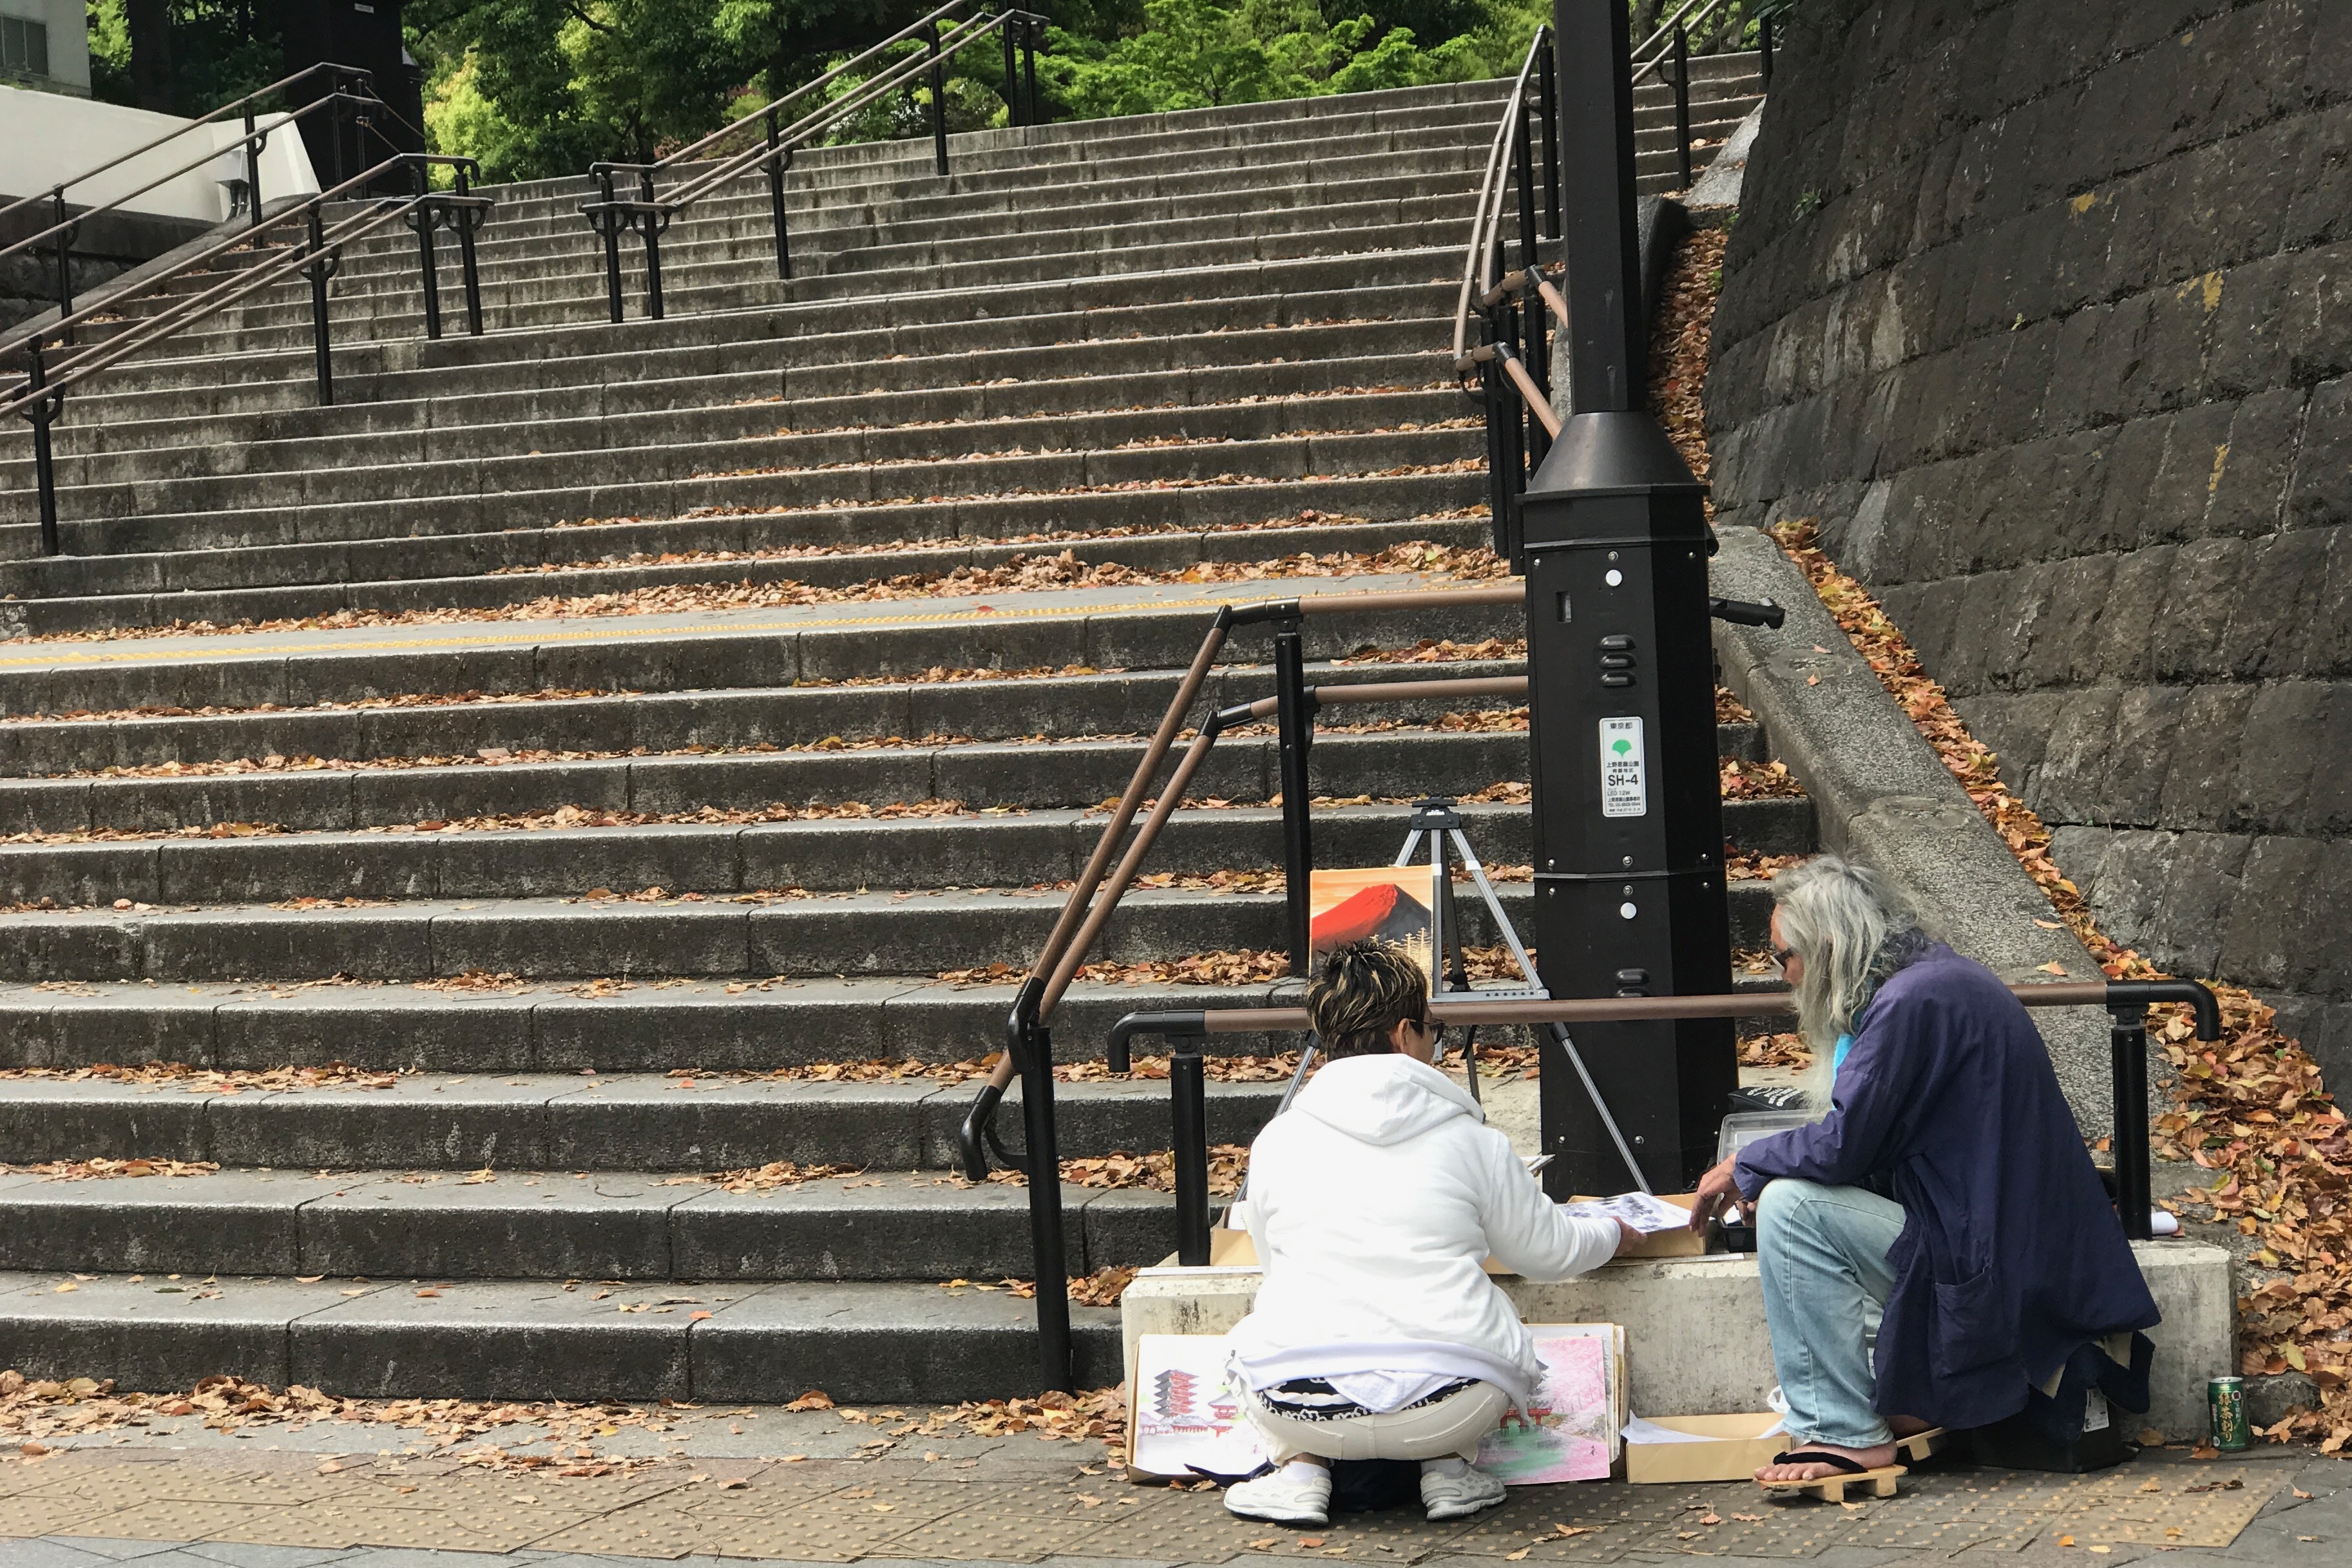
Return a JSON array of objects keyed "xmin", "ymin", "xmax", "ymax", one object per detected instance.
[{"xmin": 1734, "ymin": 944, "xmax": 2161, "ymax": 1429}]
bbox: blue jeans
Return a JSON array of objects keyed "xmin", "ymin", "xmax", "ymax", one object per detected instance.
[{"xmin": 1755, "ymin": 1178, "xmax": 1906, "ymax": 1450}]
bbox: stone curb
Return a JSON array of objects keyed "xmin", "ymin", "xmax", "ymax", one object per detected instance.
[{"xmin": 1708, "ymin": 525, "xmax": 2119, "ymax": 1132}]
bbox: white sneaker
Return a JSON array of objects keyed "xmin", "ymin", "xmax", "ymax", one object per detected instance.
[
  {"xmin": 1420, "ymin": 1460, "xmax": 1506, "ymax": 1521},
  {"xmin": 1225, "ymin": 1466, "xmax": 1332, "ymax": 1527}
]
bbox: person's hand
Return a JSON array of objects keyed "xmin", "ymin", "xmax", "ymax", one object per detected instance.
[
  {"xmin": 1688, "ymin": 1154, "xmax": 1741, "ymax": 1231},
  {"xmin": 1612, "ymin": 1218, "xmax": 1643, "ymax": 1256}
]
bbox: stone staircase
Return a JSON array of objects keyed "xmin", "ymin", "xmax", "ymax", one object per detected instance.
[{"xmin": 0, "ymin": 63, "xmax": 1790, "ymax": 1404}]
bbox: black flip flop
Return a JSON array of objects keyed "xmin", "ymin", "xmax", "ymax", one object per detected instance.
[{"xmin": 1767, "ymin": 1450, "xmax": 1870, "ymax": 1475}]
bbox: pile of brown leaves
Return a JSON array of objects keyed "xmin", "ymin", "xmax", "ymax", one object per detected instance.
[
  {"xmin": 1738, "ymin": 1033, "xmax": 1812, "ymax": 1070},
  {"xmin": 1, "ymin": 1371, "xmax": 683, "ymax": 1469},
  {"xmin": 1341, "ymin": 636, "xmax": 1525, "ymax": 665},
  {"xmin": 920, "ymin": 1384, "xmax": 1129, "ymax": 1448},
  {"xmin": 660, "ymin": 1162, "xmax": 864, "ymax": 1193},
  {"xmin": 0, "ymin": 1158, "xmax": 220, "ymax": 1180},
  {"xmin": 0, "ymin": 1062, "xmax": 397, "ymax": 1095},
  {"xmin": 1719, "ymin": 758, "xmax": 1807, "ymax": 800},
  {"xmin": 1059, "ymin": 1146, "xmax": 1252, "ymax": 1198},
  {"xmin": 1648, "ymin": 225, "xmax": 1726, "ymax": 488}
]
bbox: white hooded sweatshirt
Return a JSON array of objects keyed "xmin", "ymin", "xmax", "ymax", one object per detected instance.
[{"xmin": 1225, "ymin": 1053, "xmax": 1621, "ymax": 1409}]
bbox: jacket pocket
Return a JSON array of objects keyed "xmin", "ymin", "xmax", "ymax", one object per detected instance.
[{"xmin": 1929, "ymin": 1263, "xmax": 2013, "ymax": 1381}]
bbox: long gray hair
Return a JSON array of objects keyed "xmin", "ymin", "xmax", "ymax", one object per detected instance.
[{"xmin": 1773, "ymin": 855, "xmax": 1930, "ymax": 1105}]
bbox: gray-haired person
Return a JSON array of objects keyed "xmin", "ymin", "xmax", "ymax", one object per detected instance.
[{"xmin": 1688, "ymin": 856, "xmax": 2159, "ymax": 1487}]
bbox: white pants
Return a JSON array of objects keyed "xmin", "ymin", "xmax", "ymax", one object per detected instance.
[{"xmin": 1237, "ymin": 1379, "xmax": 1513, "ymax": 1463}]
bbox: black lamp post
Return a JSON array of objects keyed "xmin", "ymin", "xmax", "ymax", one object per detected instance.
[{"xmin": 1524, "ymin": 0, "xmax": 1738, "ymax": 1197}]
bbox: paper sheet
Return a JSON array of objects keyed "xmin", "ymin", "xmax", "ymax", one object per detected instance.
[
  {"xmin": 1473, "ymin": 1326, "xmax": 1621, "ymax": 1484},
  {"xmin": 1560, "ymin": 1191, "xmax": 1692, "ymax": 1234},
  {"xmin": 1131, "ymin": 1335, "xmax": 1268, "ymax": 1479}
]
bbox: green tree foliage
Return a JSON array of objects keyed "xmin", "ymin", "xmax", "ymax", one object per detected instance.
[
  {"xmin": 394, "ymin": 0, "xmax": 1785, "ymax": 184},
  {"xmin": 1037, "ymin": 0, "xmax": 1486, "ymax": 118}
]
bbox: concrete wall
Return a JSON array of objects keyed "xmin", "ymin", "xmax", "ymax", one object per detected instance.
[
  {"xmin": 0, "ymin": 0, "xmax": 91, "ymax": 95},
  {"xmin": 1703, "ymin": 0, "xmax": 2352, "ymax": 1081},
  {"xmin": 1, "ymin": 83, "xmax": 321, "ymax": 332}
]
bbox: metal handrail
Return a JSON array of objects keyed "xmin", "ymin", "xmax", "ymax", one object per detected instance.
[
  {"xmin": 1451, "ymin": 28, "xmax": 1555, "ymax": 367},
  {"xmin": 1631, "ymin": 0, "xmax": 1743, "ymax": 88},
  {"xmin": 4, "ymin": 151, "xmax": 491, "ymax": 555},
  {"xmin": 1112, "ymin": 978, "xmax": 2221, "ymax": 1265},
  {"xmin": 598, "ymin": 0, "xmax": 982, "ymax": 179},
  {"xmin": 0, "ymin": 61, "xmax": 375, "ymax": 236},
  {"xmin": 579, "ymin": 4, "xmax": 1046, "ymax": 322}
]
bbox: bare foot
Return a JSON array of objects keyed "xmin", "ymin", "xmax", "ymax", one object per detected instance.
[
  {"xmin": 1755, "ymin": 1440, "xmax": 1897, "ymax": 1484},
  {"xmin": 1889, "ymin": 1416, "xmax": 1936, "ymax": 1439}
]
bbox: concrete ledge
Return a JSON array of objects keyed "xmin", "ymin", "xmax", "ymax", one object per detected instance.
[
  {"xmin": 1707, "ymin": 525, "xmax": 2121, "ymax": 1132},
  {"xmin": 1120, "ymin": 1239, "xmax": 2232, "ymax": 1439}
]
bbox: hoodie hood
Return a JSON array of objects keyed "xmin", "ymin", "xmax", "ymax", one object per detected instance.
[{"xmin": 1292, "ymin": 1053, "xmax": 1483, "ymax": 1146}]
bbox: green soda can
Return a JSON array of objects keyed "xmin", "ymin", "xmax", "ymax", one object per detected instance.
[{"xmin": 2209, "ymin": 1375, "xmax": 2249, "ymax": 1450}]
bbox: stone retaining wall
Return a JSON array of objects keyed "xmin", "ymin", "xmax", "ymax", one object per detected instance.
[{"xmin": 1704, "ymin": 0, "xmax": 2352, "ymax": 1078}]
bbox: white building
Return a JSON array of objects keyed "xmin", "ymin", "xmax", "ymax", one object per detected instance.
[{"xmin": 0, "ymin": 0, "xmax": 92, "ymax": 97}]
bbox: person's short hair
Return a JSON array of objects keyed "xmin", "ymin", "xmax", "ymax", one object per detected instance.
[{"xmin": 1305, "ymin": 940, "xmax": 1428, "ymax": 1058}]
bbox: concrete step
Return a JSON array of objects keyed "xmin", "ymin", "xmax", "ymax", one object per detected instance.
[
  {"xmin": 10, "ymin": 386, "xmax": 1470, "ymax": 514},
  {"xmin": 0, "ymin": 512, "xmax": 1487, "ymax": 638},
  {"xmin": 0, "ymin": 975, "xmax": 1297, "ymax": 1073},
  {"xmin": 0, "ymin": 1165, "xmax": 1181, "ymax": 1283},
  {"xmin": 10, "ymin": 343, "xmax": 1453, "ymax": 497},
  {"xmin": 37, "ymin": 295, "xmax": 1448, "ymax": 435},
  {"xmin": 5, "ymin": 424, "xmax": 1484, "ymax": 557},
  {"xmin": 0, "ymin": 644, "xmax": 1539, "ymax": 776},
  {"xmin": 93, "ymin": 213, "xmax": 1492, "ymax": 356},
  {"xmin": 30, "ymin": 266, "xmax": 1449, "ymax": 417},
  {"xmin": 0, "ymin": 967, "xmax": 1803, "ymax": 1076},
  {"xmin": 0, "ymin": 1071, "xmax": 1287, "ymax": 1171},
  {"xmin": 0, "ymin": 793, "xmax": 1813, "ymax": 907},
  {"xmin": 0, "ymin": 1270, "xmax": 1122, "ymax": 1401},
  {"xmin": 0, "ymin": 573, "xmax": 1524, "ymax": 718},
  {"xmin": 0, "ymin": 878, "xmax": 1775, "ymax": 985}
]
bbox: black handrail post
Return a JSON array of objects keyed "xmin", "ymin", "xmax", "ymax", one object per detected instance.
[
  {"xmin": 1274, "ymin": 624, "xmax": 1315, "ymax": 975},
  {"xmin": 1008, "ymin": 988, "xmax": 1073, "ymax": 1392},
  {"xmin": 411, "ymin": 166, "xmax": 444, "ymax": 342},
  {"xmin": 928, "ymin": 23, "xmax": 951, "ymax": 178},
  {"xmin": 1002, "ymin": 14, "xmax": 1022, "ymax": 128},
  {"xmin": 1759, "ymin": 15, "xmax": 1773, "ymax": 84},
  {"xmin": 595, "ymin": 167, "xmax": 624, "ymax": 325},
  {"xmin": 1023, "ymin": 20, "xmax": 1041, "ymax": 126},
  {"xmin": 453, "ymin": 163, "xmax": 484, "ymax": 336},
  {"xmin": 1513, "ymin": 114, "xmax": 1551, "ymax": 473},
  {"xmin": 1172, "ymin": 1046, "xmax": 1211, "ymax": 1266},
  {"xmin": 764, "ymin": 111, "xmax": 792, "ymax": 279},
  {"xmin": 638, "ymin": 169, "xmax": 665, "ymax": 321},
  {"xmin": 24, "ymin": 343, "xmax": 61, "ymax": 558},
  {"xmin": 1480, "ymin": 359, "xmax": 1511, "ymax": 558},
  {"xmin": 2110, "ymin": 1004, "xmax": 2154, "ymax": 1243},
  {"xmin": 49, "ymin": 189, "xmax": 72, "ymax": 345},
  {"xmin": 1538, "ymin": 39, "xmax": 1561, "ymax": 240},
  {"xmin": 303, "ymin": 205, "xmax": 336, "ymax": 405},
  {"xmin": 244, "ymin": 104, "xmax": 263, "ymax": 225},
  {"xmin": 1672, "ymin": 24, "xmax": 1693, "ymax": 189}
]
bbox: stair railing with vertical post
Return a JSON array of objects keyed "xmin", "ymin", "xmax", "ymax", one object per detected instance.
[
  {"xmin": 1108, "ymin": 980, "xmax": 2219, "ymax": 1265},
  {"xmin": 580, "ymin": 3, "xmax": 1048, "ymax": 322},
  {"xmin": 1, "ymin": 152, "xmax": 490, "ymax": 557},
  {"xmin": 0, "ymin": 64, "xmax": 383, "ymax": 339},
  {"xmin": 1451, "ymin": 29, "xmax": 1565, "ymax": 569}
]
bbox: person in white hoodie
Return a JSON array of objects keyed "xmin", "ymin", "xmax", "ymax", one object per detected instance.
[{"xmin": 1222, "ymin": 941, "xmax": 1635, "ymax": 1528}]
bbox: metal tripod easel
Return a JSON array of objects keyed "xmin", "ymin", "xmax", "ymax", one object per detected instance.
[{"xmin": 1257, "ymin": 797, "xmax": 1654, "ymax": 1194}]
